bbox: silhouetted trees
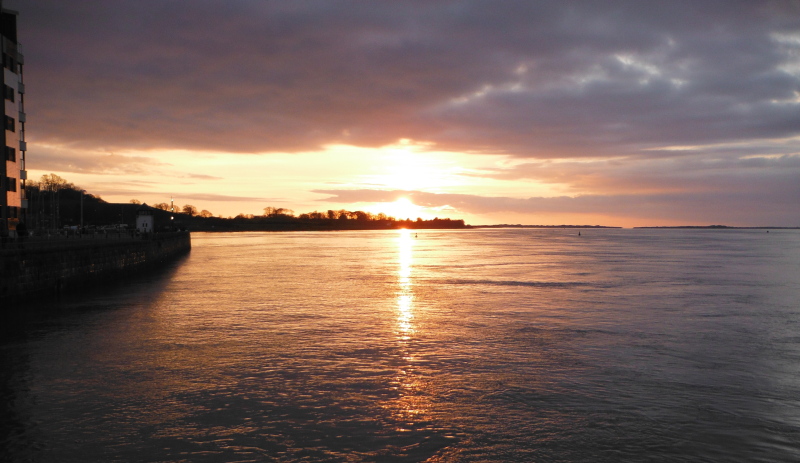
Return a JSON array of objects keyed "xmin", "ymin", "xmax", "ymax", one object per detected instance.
[
  {"xmin": 182, "ymin": 205, "xmax": 198, "ymax": 216},
  {"xmin": 263, "ymin": 207, "xmax": 294, "ymax": 217},
  {"xmin": 21, "ymin": 175, "xmax": 467, "ymax": 232},
  {"xmin": 24, "ymin": 174, "xmax": 101, "ymax": 230}
]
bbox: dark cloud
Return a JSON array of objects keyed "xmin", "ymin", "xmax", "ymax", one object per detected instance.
[{"xmin": 11, "ymin": 0, "xmax": 800, "ymax": 158}]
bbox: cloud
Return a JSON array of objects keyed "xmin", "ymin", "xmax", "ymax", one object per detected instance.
[
  {"xmin": 13, "ymin": 0, "xmax": 800, "ymax": 160},
  {"xmin": 27, "ymin": 144, "xmax": 223, "ymax": 182},
  {"xmin": 178, "ymin": 193, "xmax": 273, "ymax": 203},
  {"xmin": 76, "ymin": 184, "xmax": 272, "ymax": 205},
  {"xmin": 179, "ymin": 173, "xmax": 224, "ymax": 181},
  {"xmin": 27, "ymin": 144, "xmax": 171, "ymax": 175},
  {"xmin": 474, "ymin": 152, "xmax": 800, "ymax": 195}
]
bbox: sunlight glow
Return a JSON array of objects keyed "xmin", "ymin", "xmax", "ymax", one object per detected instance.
[
  {"xmin": 380, "ymin": 198, "xmax": 426, "ymax": 221},
  {"xmin": 362, "ymin": 141, "xmax": 465, "ymax": 191}
]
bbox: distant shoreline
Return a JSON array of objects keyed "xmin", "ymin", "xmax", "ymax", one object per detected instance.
[
  {"xmin": 472, "ymin": 224, "xmax": 799, "ymax": 230},
  {"xmin": 188, "ymin": 224, "xmax": 800, "ymax": 231},
  {"xmin": 633, "ymin": 226, "xmax": 800, "ymax": 229},
  {"xmin": 470, "ymin": 224, "xmax": 622, "ymax": 229}
]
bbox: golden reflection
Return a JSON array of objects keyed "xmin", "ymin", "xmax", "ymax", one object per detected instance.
[
  {"xmin": 397, "ymin": 228, "xmax": 414, "ymax": 338},
  {"xmin": 385, "ymin": 229, "xmax": 431, "ymax": 429}
]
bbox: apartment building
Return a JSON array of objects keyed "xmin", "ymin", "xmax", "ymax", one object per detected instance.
[{"xmin": 1, "ymin": 2, "xmax": 26, "ymax": 235}]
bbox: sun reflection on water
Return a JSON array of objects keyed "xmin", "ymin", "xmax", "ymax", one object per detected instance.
[
  {"xmin": 397, "ymin": 229, "xmax": 414, "ymax": 339},
  {"xmin": 386, "ymin": 229, "xmax": 433, "ymax": 429}
]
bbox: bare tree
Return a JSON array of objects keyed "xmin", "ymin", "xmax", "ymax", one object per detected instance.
[
  {"xmin": 182, "ymin": 204, "xmax": 198, "ymax": 216},
  {"xmin": 264, "ymin": 207, "xmax": 294, "ymax": 217}
]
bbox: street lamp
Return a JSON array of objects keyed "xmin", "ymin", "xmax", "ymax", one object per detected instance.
[{"xmin": 80, "ymin": 189, "xmax": 85, "ymax": 233}]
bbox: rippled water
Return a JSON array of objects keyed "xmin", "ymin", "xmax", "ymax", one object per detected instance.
[{"xmin": 2, "ymin": 229, "xmax": 800, "ymax": 462}]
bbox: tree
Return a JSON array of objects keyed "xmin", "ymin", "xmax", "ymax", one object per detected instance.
[
  {"xmin": 182, "ymin": 204, "xmax": 198, "ymax": 216},
  {"xmin": 199, "ymin": 209, "xmax": 213, "ymax": 218},
  {"xmin": 264, "ymin": 206, "xmax": 295, "ymax": 217},
  {"xmin": 129, "ymin": 199, "xmax": 141, "ymax": 205},
  {"xmin": 153, "ymin": 203, "xmax": 170, "ymax": 211},
  {"xmin": 39, "ymin": 173, "xmax": 72, "ymax": 192}
]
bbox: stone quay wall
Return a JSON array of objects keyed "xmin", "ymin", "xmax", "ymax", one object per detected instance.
[{"xmin": 0, "ymin": 232, "xmax": 191, "ymax": 305}]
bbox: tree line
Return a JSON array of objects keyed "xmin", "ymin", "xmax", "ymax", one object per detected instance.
[{"xmin": 21, "ymin": 174, "xmax": 467, "ymax": 231}]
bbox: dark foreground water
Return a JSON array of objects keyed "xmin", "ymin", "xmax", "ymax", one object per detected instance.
[{"xmin": 2, "ymin": 229, "xmax": 800, "ymax": 462}]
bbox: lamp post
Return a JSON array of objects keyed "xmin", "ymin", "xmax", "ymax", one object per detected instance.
[{"xmin": 80, "ymin": 189, "xmax": 85, "ymax": 233}]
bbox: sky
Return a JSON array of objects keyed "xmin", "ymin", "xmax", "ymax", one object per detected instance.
[{"xmin": 8, "ymin": 0, "xmax": 800, "ymax": 226}]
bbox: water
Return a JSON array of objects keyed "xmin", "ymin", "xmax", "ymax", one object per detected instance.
[{"xmin": 2, "ymin": 229, "xmax": 799, "ymax": 462}]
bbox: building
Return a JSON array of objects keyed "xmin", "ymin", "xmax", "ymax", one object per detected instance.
[
  {"xmin": 1, "ymin": 2, "xmax": 26, "ymax": 236},
  {"xmin": 136, "ymin": 205, "xmax": 154, "ymax": 233}
]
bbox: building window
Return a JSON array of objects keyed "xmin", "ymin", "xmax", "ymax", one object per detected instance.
[
  {"xmin": 4, "ymin": 116, "xmax": 14, "ymax": 132},
  {"xmin": 5, "ymin": 146, "xmax": 15, "ymax": 162},
  {"xmin": 6, "ymin": 177, "xmax": 17, "ymax": 192},
  {"xmin": 2, "ymin": 53, "xmax": 16, "ymax": 71},
  {"xmin": 3, "ymin": 84, "xmax": 14, "ymax": 102}
]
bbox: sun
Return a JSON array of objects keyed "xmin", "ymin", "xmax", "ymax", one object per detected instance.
[{"xmin": 375, "ymin": 198, "xmax": 426, "ymax": 221}]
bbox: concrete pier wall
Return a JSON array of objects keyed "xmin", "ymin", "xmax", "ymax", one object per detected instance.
[{"xmin": 0, "ymin": 232, "xmax": 191, "ymax": 305}]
